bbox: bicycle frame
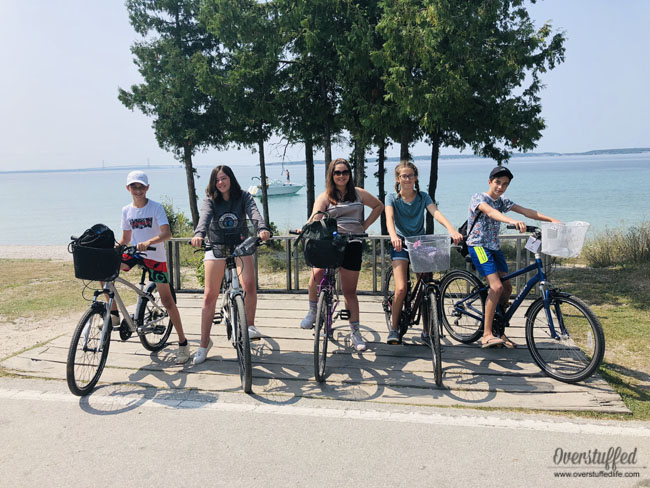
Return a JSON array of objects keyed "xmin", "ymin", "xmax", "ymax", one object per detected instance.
[
  {"xmin": 219, "ymin": 255, "xmax": 246, "ymax": 345},
  {"xmin": 317, "ymin": 268, "xmax": 339, "ymax": 335},
  {"xmin": 453, "ymin": 252, "xmax": 563, "ymax": 339}
]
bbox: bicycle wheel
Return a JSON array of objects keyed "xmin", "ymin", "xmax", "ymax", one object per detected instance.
[
  {"xmin": 526, "ymin": 294, "xmax": 605, "ymax": 383},
  {"xmin": 313, "ymin": 291, "xmax": 329, "ymax": 383},
  {"xmin": 137, "ymin": 282, "xmax": 175, "ymax": 352},
  {"xmin": 66, "ymin": 304, "xmax": 111, "ymax": 396},
  {"xmin": 424, "ymin": 290, "xmax": 443, "ymax": 386},
  {"xmin": 381, "ymin": 267, "xmax": 394, "ymax": 332},
  {"xmin": 232, "ymin": 294, "xmax": 252, "ymax": 393},
  {"xmin": 439, "ymin": 270, "xmax": 485, "ymax": 344}
]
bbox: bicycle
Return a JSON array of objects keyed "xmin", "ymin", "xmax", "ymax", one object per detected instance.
[
  {"xmin": 291, "ymin": 230, "xmax": 367, "ymax": 383},
  {"xmin": 204, "ymin": 236, "xmax": 266, "ymax": 394},
  {"xmin": 66, "ymin": 244, "xmax": 175, "ymax": 396},
  {"xmin": 439, "ymin": 225, "xmax": 605, "ymax": 383},
  {"xmin": 382, "ymin": 267, "xmax": 443, "ymax": 387}
]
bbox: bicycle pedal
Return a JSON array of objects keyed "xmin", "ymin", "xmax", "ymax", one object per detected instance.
[
  {"xmin": 339, "ymin": 309, "xmax": 351, "ymax": 320},
  {"xmin": 152, "ymin": 325, "xmax": 166, "ymax": 334},
  {"xmin": 213, "ymin": 312, "xmax": 223, "ymax": 325}
]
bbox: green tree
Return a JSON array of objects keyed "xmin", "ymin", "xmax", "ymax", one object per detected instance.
[
  {"xmin": 199, "ymin": 0, "xmax": 284, "ymax": 226},
  {"xmin": 376, "ymin": 0, "xmax": 565, "ymax": 231},
  {"xmin": 119, "ymin": 0, "xmax": 227, "ymax": 226}
]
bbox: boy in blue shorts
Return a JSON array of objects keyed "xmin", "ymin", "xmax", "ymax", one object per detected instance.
[
  {"xmin": 110, "ymin": 170, "xmax": 190, "ymax": 363},
  {"xmin": 467, "ymin": 166, "xmax": 560, "ymax": 348}
]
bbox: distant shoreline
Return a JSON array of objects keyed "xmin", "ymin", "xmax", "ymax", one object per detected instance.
[{"xmin": 2, "ymin": 147, "xmax": 649, "ymax": 175}]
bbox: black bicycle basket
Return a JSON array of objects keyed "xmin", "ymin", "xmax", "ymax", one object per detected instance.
[{"xmin": 69, "ymin": 224, "xmax": 123, "ymax": 281}]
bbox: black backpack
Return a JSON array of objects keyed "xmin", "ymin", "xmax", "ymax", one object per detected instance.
[
  {"xmin": 456, "ymin": 211, "xmax": 482, "ymax": 258},
  {"xmin": 295, "ymin": 212, "xmax": 346, "ymax": 268},
  {"xmin": 74, "ymin": 223, "xmax": 116, "ymax": 249}
]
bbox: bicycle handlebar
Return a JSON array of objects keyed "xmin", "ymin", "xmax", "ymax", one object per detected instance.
[
  {"xmin": 506, "ymin": 224, "xmax": 540, "ymax": 234},
  {"xmin": 69, "ymin": 236, "xmax": 155, "ymax": 253}
]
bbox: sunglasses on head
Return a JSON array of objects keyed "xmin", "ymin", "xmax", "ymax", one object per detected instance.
[{"xmin": 333, "ymin": 170, "xmax": 350, "ymax": 176}]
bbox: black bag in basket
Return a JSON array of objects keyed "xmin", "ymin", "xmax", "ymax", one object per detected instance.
[
  {"xmin": 296, "ymin": 213, "xmax": 346, "ymax": 268},
  {"xmin": 69, "ymin": 224, "xmax": 123, "ymax": 281}
]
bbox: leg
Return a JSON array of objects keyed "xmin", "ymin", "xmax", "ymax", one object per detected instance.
[
  {"xmin": 154, "ymin": 282, "xmax": 186, "ymax": 343},
  {"xmin": 236, "ymin": 255, "xmax": 257, "ymax": 325},
  {"xmin": 390, "ymin": 260, "xmax": 409, "ymax": 331},
  {"xmin": 482, "ymin": 272, "xmax": 505, "ymax": 346},
  {"xmin": 301, "ymin": 268, "xmax": 325, "ymax": 328},
  {"xmin": 339, "ymin": 268, "xmax": 360, "ymax": 323},
  {"xmin": 496, "ymin": 270, "xmax": 517, "ymax": 348},
  {"xmin": 200, "ymin": 259, "xmax": 226, "ymax": 348}
]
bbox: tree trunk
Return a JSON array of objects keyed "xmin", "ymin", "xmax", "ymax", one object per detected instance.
[
  {"xmin": 183, "ymin": 144, "xmax": 200, "ymax": 227},
  {"xmin": 323, "ymin": 122, "xmax": 332, "ymax": 182},
  {"xmin": 426, "ymin": 132, "xmax": 441, "ymax": 234},
  {"xmin": 400, "ymin": 127, "xmax": 411, "ymax": 161},
  {"xmin": 305, "ymin": 139, "xmax": 315, "ymax": 219},
  {"xmin": 257, "ymin": 134, "xmax": 270, "ymax": 227},
  {"xmin": 377, "ymin": 141, "xmax": 387, "ymax": 235},
  {"xmin": 353, "ymin": 138, "xmax": 365, "ymax": 188}
]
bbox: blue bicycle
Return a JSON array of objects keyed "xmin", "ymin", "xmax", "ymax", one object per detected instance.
[{"xmin": 439, "ymin": 225, "xmax": 605, "ymax": 383}]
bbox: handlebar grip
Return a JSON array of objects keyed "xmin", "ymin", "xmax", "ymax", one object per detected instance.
[
  {"xmin": 289, "ymin": 230, "xmax": 301, "ymax": 235},
  {"xmin": 70, "ymin": 235, "xmax": 79, "ymax": 241},
  {"xmin": 147, "ymin": 246, "xmax": 156, "ymax": 251}
]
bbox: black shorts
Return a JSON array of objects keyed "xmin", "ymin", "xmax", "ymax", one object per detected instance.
[{"xmin": 341, "ymin": 241, "xmax": 362, "ymax": 271}]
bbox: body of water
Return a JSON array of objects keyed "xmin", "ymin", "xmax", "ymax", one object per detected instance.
[{"xmin": 2, "ymin": 153, "xmax": 649, "ymax": 245}]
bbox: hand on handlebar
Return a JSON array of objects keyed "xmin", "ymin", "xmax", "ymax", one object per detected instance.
[
  {"xmin": 390, "ymin": 236, "xmax": 402, "ymax": 252},
  {"xmin": 258, "ymin": 230, "xmax": 271, "ymax": 241},
  {"xmin": 449, "ymin": 230, "xmax": 463, "ymax": 245},
  {"xmin": 191, "ymin": 236, "xmax": 204, "ymax": 248},
  {"xmin": 511, "ymin": 221, "xmax": 527, "ymax": 233}
]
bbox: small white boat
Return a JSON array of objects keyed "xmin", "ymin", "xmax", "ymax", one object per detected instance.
[{"xmin": 247, "ymin": 178, "xmax": 303, "ymax": 197}]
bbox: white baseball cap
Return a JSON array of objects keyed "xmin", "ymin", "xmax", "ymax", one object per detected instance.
[{"xmin": 126, "ymin": 170, "xmax": 149, "ymax": 186}]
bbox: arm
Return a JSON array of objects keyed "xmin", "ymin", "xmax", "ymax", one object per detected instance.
[
  {"xmin": 357, "ymin": 188, "xmax": 384, "ymax": 231},
  {"xmin": 307, "ymin": 192, "xmax": 330, "ymax": 222},
  {"xmin": 384, "ymin": 204, "xmax": 403, "ymax": 252},
  {"xmin": 243, "ymin": 192, "xmax": 271, "ymax": 241},
  {"xmin": 427, "ymin": 203, "xmax": 463, "ymax": 244},
  {"xmin": 510, "ymin": 204, "xmax": 561, "ymax": 224},
  {"xmin": 118, "ymin": 230, "xmax": 131, "ymax": 247},
  {"xmin": 191, "ymin": 198, "xmax": 214, "ymax": 247},
  {"xmin": 136, "ymin": 224, "xmax": 171, "ymax": 252}
]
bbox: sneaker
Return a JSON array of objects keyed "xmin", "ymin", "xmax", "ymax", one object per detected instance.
[
  {"xmin": 175, "ymin": 343, "xmax": 191, "ymax": 364},
  {"xmin": 99, "ymin": 312, "xmax": 120, "ymax": 330},
  {"xmin": 300, "ymin": 309, "xmax": 316, "ymax": 329},
  {"xmin": 351, "ymin": 328, "xmax": 367, "ymax": 352},
  {"xmin": 192, "ymin": 339, "xmax": 213, "ymax": 365},
  {"xmin": 387, "ymin": 329, "xmax": 401, "ymax": 345},
  {"xmin": 248, "ymin": 325, "xmax": 262, "ymax": 341}
]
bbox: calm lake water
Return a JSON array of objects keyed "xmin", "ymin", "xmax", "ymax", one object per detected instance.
[{"xmin": 2, "ymin": 153, "xmax": 649, "ymax": 245}]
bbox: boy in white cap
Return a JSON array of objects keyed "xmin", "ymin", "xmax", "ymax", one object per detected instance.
[{"xmin": 110, "ymin": 170, "xmax": 190, "ymax": 363}]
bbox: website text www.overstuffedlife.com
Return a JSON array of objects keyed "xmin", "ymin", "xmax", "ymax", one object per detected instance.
[{"xmin": 551, "ymin": 446, "xmax": 645, "ymax": 479}]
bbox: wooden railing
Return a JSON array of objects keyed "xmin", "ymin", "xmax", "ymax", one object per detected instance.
[{"xmin": 166, "ymin": 234, "xmax": 549, "ymax": 296}]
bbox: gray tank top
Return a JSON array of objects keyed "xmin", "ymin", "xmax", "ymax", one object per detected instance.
[{"xmin": 326, "ymin": 190, "xmax": 365, "ymax": 234}]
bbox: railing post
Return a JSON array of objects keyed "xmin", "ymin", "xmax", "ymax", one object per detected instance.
[
  {"xmin": 174, "ymin": 240, "xmax": 181, "ymax": 292},
  {"xmin": 285, "ymin": 237, "xmax": 292, "ymax": 291}
]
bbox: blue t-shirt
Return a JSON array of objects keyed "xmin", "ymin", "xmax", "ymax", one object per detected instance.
[
  {"xmin": 466, "ymin": 192, "xmax": 515, "ymax": 250},
  {"xmin": 386, "ymin": 191, "xmax": 434, "ymax": 237}
]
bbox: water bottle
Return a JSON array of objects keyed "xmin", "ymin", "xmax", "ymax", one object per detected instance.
[{"xmin": 240, "ymin": 236, "xmax": 258, "ymax": 255}]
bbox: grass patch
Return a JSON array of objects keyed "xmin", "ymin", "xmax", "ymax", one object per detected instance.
[{"xmin": 0, "ymin": 259, "xmax": 140, "ymax": 322}]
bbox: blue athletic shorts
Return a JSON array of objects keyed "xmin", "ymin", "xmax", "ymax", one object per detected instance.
[
  {"xmin": 389, "ymin": 243, "xmax": 409, "ymax": 262},
  {"xmin": 467, "ymin": 246, "xmax": 508, "ymax": 277}
]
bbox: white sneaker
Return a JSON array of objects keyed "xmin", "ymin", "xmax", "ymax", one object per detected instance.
[
  {"xmin": 300, "ymin": 309, "xmax": 316, "ymax": 329},
  {"xmin": 99, "ymin": 312, "xmax": 120, "ymax": 330},
  {"xmin": 192, "ymin": 339, "xmax": 213, "ymax": 365},
  {"xmin": 351, "ymin": 328, "xmax": 367, "ymax": 352},
  {"xmin": 175, "ymin": 343, "xmax": 191, "ymax": 364},
  {"xmin": 248, "ymin": 325, "xmax": 262, "ymax": 341}
]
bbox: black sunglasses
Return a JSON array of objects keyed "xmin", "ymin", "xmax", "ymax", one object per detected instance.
[{"xmin": 333, "ymin": 170, "xmax": 350, "ymax": 176}]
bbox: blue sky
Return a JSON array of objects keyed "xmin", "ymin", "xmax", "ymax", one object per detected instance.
[{"xmin": 1, "ymin": 0, "xmax": 648, "ymax": 171}]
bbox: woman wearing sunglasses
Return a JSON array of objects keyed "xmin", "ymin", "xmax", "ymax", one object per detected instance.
[{"xmin": 299, "ymin": 158, "xmax": 384, "ymax": 352}]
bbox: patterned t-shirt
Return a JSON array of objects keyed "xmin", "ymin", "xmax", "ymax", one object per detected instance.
[
  {"xmin": 466, "ymin": 193, "xmax": 515, "ymax": 250},
  {"xmin": 121, "ymin": 199, "xmax": 169, "ymax": 262}
]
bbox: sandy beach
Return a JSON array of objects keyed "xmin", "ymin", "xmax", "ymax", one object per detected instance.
[{"xmin": 0, "ymin": 245, "xmax": 72, "ymax": 261}]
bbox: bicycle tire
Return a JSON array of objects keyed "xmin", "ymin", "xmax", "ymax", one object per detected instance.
[
  {"xmin": 425, "ymin": 290, "xmax": 443, "ymax": 386},
  {"xmin": 313, "ymin": 291, "xmax": 329, "ymax": 383},
  {"xmin": 440, "ymin": 270, "xmax": 485, "ymax": 344},
  {"xmin": 66, "ymin": 304, "xmax": 111, "ymax": 396},
  {"xmin": 526, "ymin": 293, "xmax": 605, "ymax": 383},
  {"xmin": 232, "ymin": 294, "xmax": 252, "ymax": 393},
  {"xmin": 381, "ymin": 267, "xmax": 394, "ymax": 332},
  {"xmin": 137, "ymin": 282, "xmax": 175, "ymax": 352}
]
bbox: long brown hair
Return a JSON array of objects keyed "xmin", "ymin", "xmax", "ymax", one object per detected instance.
[
  {"xmin": 206, "ymin": 165, "xmax": 243, "ymax": 202},
  {"xmin": 394, "ymin": 160, "xmax": 421, "ymax": 197},
  {"xmin": 326, "ymin": 158, "xmax": 356, "ymax": 204}
]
